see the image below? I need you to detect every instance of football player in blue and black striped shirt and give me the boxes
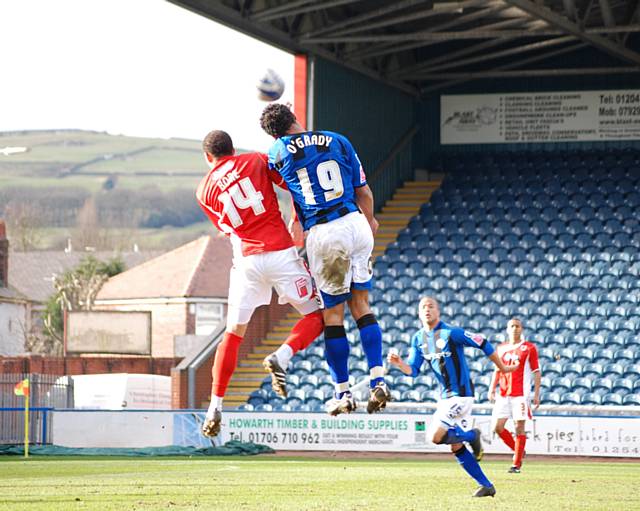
[388,296,515,498]
[260,103,390,416]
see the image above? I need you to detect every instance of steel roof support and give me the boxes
[420,41,587,94]
[414,66,640,79]
[505,0,640,65]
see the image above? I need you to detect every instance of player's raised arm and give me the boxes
[489,351,517,373]
[387,332,423,377]
[451,328,515,373]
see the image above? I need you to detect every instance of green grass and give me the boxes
[0,456,638,510]
[0,130,201,167]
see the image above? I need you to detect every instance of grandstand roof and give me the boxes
[96,235,232,301]
[169,0,640,96]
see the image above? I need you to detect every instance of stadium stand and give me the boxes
[227,149,639,410]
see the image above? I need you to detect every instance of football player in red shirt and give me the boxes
[196,130,323,437]
[488,318,541,473]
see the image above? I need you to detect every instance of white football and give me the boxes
[257,69,285,101]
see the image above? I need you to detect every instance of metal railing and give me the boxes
[0,373,73,444]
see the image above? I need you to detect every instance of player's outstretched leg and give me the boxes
[323,325,355,415]
[353,307,391,413]
[498,428,516,450]
[202,331,243,437]
[468,428,484,461]
[442,425,483,460]
[473,485,497,498]
[512,433,527,472]
[202,409,222,438]
[367,381,392,414]
[453,445,496,498]
[263,311,324,397]
[326,392,357,416]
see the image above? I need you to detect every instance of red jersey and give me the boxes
[496,341,540,397]
[196,152,294,257]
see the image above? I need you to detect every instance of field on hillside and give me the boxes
[0,130,261,249]
[0,130,202,173]
[1,455,638,510]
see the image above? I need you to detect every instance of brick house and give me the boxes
[94,235,232,357]
[0,220,30,355]
[7,240,160,354]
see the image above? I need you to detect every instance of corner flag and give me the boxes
[14,378,30,457]
[14,378,30,397]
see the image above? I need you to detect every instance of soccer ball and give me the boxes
[257,69,285,101]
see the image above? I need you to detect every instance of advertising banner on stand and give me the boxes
[441,90,640,144]
[173,412,640,458]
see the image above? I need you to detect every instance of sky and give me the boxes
[0,0,294,151]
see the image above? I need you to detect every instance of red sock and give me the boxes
[284,311,323,354]
[499,429,516,451]
[514,434,527,468]
[211,332,243,397]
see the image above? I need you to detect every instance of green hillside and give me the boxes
[0,130,204,190]
[0,130,290,251]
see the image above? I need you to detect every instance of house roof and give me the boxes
[0,285,27,303]
[9,250,162,303]
[96,235,231,301]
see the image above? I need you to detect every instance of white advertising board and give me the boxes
[441,89,640,144]
[66,311,151,354]
[51,410,640,458]
[53,410,174,448]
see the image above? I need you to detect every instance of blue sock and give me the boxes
[357,314,383,388]
[324,326,350,392]
[454,446,492,487]
[443,425,477,444]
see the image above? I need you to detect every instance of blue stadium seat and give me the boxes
[581,393,603,406]
[561,392,582,405]
[602,393,623,406]
[544,392,562,405]
[612,378,634,394]
[625,364,640,377]
[421,390,439,403]
[604,363,626,377]
[551,376,572,391]
[623,395,640,406]
[582,363,604,376]
[545,362,563,377]
[563,362,583,377]
[401,390,422,402]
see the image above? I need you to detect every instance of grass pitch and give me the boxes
[1,455,638,510]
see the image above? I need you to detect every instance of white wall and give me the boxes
[51,410,640,458]
[0,301,27,355]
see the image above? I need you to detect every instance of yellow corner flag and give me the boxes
[14,378,30,457]
[14,378,30,397]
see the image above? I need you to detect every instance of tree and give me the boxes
[73,197,111,250]
[4,200,42,251]
[39,256,125,355]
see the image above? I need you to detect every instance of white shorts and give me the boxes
[306,212,373,304]
[428,396,474,441]
[492,395,532,421]
[227,247,319,324]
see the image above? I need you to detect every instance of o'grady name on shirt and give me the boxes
[286,134,333,154]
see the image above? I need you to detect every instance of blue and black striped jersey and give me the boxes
[267,130,366,230]
[407,321,495,399]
